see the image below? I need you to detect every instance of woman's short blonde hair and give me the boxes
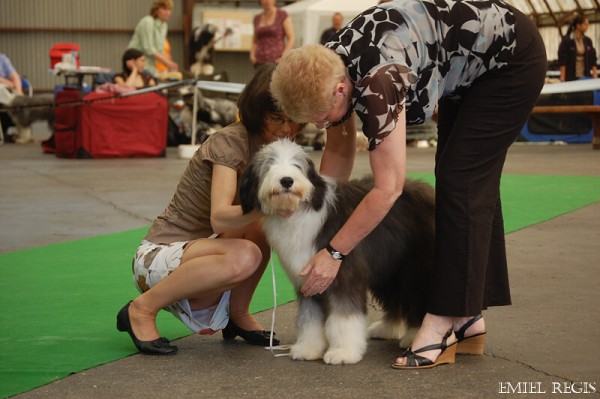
[151,0,173,17]
[271,44,347,123]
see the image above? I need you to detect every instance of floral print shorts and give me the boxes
[133,239,230,335]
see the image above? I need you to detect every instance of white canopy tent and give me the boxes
[283,0,379,46]
[283,0,599,61]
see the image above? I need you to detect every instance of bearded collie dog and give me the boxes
[3,93,55,144]
[240,139,435,365]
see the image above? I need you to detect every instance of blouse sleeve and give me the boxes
[135,16,163,56]
[198,129,248,175]
[354,63,417,151]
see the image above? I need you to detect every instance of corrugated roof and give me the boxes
[195,0,599,26]
[505,0,599,30]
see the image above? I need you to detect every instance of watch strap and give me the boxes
[325,243,345,260]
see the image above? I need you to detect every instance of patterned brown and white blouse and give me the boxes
[326,0,518,150]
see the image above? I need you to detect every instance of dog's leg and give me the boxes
[399,325,419,349]
[368,315,408,340]
[13,125,32,144]
[290,297,327,361]
[368,316,418,347]
[323,311,368,365]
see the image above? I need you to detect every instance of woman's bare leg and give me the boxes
[223,220,272,331]
[128,238,262,341]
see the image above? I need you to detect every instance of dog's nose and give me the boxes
[280,177,294,189]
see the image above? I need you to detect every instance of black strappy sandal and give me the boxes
[392,329,457,369]
[455,314,486,355]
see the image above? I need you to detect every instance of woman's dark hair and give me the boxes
[237,63,279,136]
[566,15,587,36]
[121,48,145,74]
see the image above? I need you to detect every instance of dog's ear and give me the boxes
[307,159,327,211]
[240,162,260,214]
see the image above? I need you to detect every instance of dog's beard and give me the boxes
[261,191,307,217]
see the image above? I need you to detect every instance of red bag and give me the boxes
[77,92,167,158]
[53,88,84,158]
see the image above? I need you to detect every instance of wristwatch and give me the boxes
[325,244,345,261]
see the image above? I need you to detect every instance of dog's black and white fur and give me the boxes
[240,140,435,365]
[4,94,55,143]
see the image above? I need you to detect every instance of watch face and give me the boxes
[326,245,343,260]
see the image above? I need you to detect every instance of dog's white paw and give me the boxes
[368,319,405,340]
[323,348,363,365]
[289,342,325,361]
[13,127,32,144]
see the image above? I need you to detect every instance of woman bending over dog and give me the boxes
[270,0,546,369]
[117,63,303,355]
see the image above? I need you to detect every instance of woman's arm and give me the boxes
[153,51,178,71]
[0,72,22,94]
[589,39,598,78]
[209,164,263,234]
[300,108,408,296]
[250,16,259,64]
[281,16,295,53]
[557,38,569,81]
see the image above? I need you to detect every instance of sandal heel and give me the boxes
[456,333,486,355]
[436,340,457,365]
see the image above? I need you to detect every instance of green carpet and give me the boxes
[1,173,600,398]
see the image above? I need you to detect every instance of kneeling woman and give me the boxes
[117,63,303,355]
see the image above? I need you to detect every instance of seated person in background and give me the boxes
[113,49,157,89]
[0,53,23,96]
[1,52,23,141]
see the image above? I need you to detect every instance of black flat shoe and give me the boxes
[222,319,279,346]
[116,301,178,356]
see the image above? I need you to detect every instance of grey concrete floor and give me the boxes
[1,123,600,398]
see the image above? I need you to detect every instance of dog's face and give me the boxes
[240,139,327,217]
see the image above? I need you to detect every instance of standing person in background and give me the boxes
[250,0,294,68]
[129,0,179,76]
[271,0,546,370]
[558,15,598,81]
[319,13,343,45]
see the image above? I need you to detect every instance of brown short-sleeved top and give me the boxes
[144,123,267,244]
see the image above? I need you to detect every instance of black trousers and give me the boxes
[428,9,547,316]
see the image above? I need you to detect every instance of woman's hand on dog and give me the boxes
[300,249,341,296]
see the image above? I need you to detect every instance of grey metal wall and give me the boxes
[0,0,184,91]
